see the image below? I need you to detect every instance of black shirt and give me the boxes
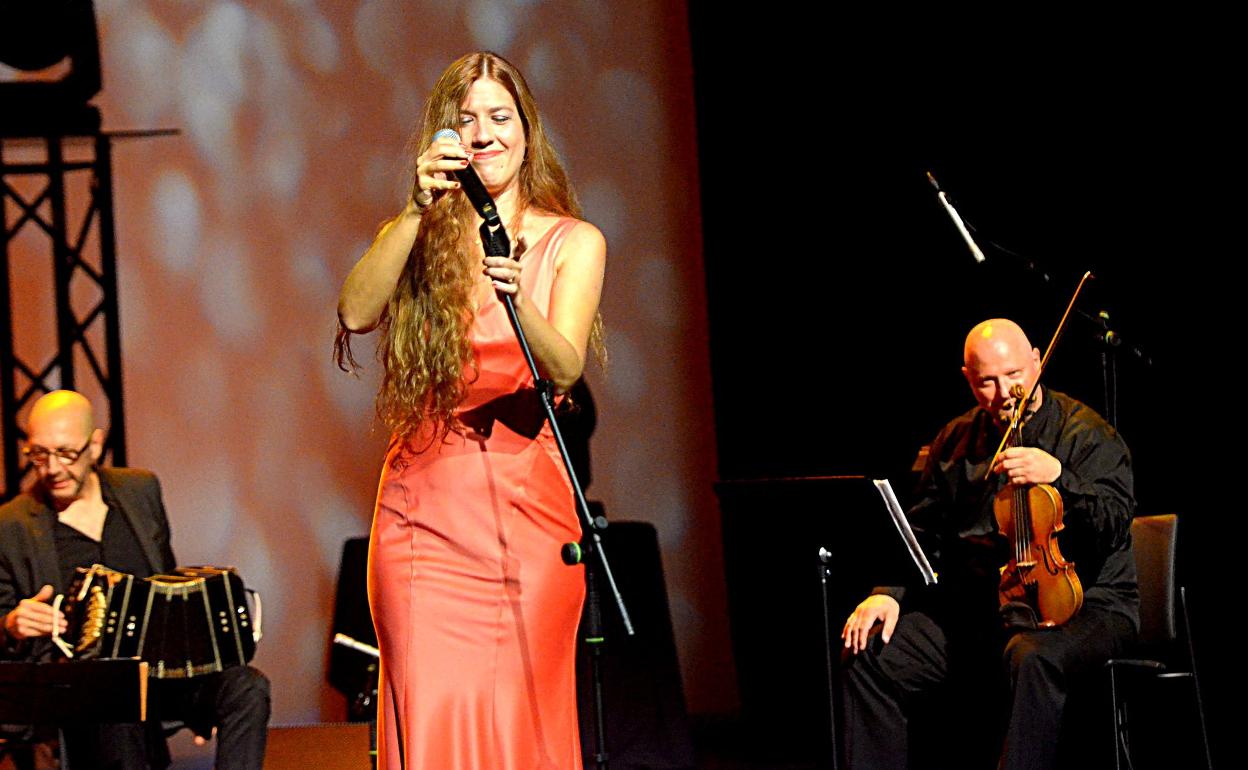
[53,478,156,589]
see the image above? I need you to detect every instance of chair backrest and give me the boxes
[1131,514,1178,647]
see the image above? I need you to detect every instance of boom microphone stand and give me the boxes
[459,149,634,770]
[926,171,1153,430]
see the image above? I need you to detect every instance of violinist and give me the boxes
[839,318,1139,770]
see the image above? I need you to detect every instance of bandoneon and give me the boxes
[57,565,258,679]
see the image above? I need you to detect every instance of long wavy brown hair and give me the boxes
[337,52,604,442]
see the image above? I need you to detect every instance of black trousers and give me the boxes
[60,665,270,770]
[840,604,1134,770]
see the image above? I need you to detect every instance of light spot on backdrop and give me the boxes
[465,0,520,52]
[163,455,241,562]
[389,77,422,137]
[608,434,689,549]
[248,18,312,202]
[257,125,307,201]
[598,330,645,406]
[544,122,569,169]
[578,178,626,254]
[102,8,178,127]
[316,101,353,142]
[180,83,238,173]
[365,152,403,207]
[353,0,413,76]
[196,236,264,343]
[523,40,558,93]
[418,58,449,98]
[554,31,591,88]
[296,460,372,565]
[323,326,381,423]
[230,530,284,661]
[593,68,660,158]
[292,632,330,721]
[251,17,302,111]
[177,347,232,434]
[181,3,251,168]
[636,257,680,329]
[290,237,336,304]
[151,170,203,276]
[576,0,612,31]
[117,263,154,354]
[249,363,307,503]
[295,10,341,74]
[222,509,274,586]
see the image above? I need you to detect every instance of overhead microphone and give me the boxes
[431,128,500,227]
[926,171,986,264]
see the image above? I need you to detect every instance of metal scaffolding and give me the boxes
[0,130,126,499]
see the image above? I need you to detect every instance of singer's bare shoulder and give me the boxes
[518,213,606,272]
[556,220,606,272]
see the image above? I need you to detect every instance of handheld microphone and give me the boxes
[431,128,500,227]
[926,171,986,264]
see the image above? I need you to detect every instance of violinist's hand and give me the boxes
[3,585,65,641]
[193,727,218,747]
[994,446,1062,486]
[841,594,900,654]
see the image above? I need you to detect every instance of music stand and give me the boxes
[0,659,148,724]
[716,475,920,766]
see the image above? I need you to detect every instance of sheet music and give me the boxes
[872,479,938,585]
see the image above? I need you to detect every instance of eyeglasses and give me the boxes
[22,436,93,467]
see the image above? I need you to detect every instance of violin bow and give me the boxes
[983,271,1096,481]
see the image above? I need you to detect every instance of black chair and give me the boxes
[1106,514,1212,770]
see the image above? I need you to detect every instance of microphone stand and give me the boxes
[477,215,634,770]
[333,634,380,770]
[1083,308,1153,431]
[925,172,1154,430]
[1096,310,1119,430]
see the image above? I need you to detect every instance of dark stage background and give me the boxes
[690,13,1234,767]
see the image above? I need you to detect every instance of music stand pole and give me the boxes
[818,548,841,770]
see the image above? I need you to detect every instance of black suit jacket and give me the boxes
[0,467,177,661]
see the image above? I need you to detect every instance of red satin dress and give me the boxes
[368,218,586,770]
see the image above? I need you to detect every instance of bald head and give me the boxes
[963,319,1033,370]
[26,390,104,507]
[961,319,1041,425]
[29,390,96,439]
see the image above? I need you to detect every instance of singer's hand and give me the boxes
[414,136,469,201]
[484,237,527,299]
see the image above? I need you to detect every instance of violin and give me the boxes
[993,385,1083,627]
[987,271,1094,628]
